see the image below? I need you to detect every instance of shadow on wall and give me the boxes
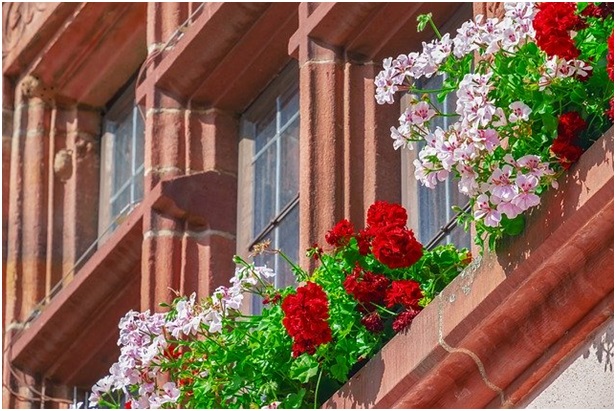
[584,321,614,373]
[327,354,385,408]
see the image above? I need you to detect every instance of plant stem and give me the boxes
[313,366,324,409]
[428,17,442,40]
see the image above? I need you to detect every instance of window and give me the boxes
[238,63,300,313]
[98,82,145,238]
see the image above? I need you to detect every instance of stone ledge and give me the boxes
[324,128,614,408]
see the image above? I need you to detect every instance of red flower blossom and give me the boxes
[281,282,332,357]
[607,30,614,81]
[124,401,132,409]
[551,138,584,169]
[392,308,421,333]
[557,111,587,141]
[361,312,384,333]
[533,2,583,59]
[263,292,281,305]
[372,226,423,269]
[607,98,614,122]
[385,279,423,309]
[325,219,355,247]
[366,201,408,233]
[551,111,586,169]
[343,265,390,310]
[581,3,613,19]
[355,229,373,256]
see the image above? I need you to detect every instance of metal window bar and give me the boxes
[424,201,471,251]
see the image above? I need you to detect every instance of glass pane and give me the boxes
[279,85,299,128]
[253,144,277,234]
[113,115,133,196]
[418,181,448,244]
[276,204,299,289]
[279,117,299,208]
[134,107,145,172]
[255,109,276,153]
[111,184,131,222]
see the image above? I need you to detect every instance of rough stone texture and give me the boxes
[526,320,614,409]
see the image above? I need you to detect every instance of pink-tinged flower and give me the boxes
[511,174,541,211]
[410,101,437,125]
[456,163,479,196]
[474,194,501,227]
[492,107,508,127]
[472,128,500,152]
[413,154,449,189]
[488,165,518,201]
[508,101,532,122]
[494,197,523,219]
[390,126,410,150]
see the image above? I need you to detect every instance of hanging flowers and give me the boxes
[375,2,614,249]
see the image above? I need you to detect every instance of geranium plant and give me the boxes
[89,202,470,409]
[376,2,614,249]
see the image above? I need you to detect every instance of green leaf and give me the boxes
[416,13,432,32]
[501,214,525,236]
[289,355,320,383]
[283,389,307,409]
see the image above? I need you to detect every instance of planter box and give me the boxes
[324,128,614,408]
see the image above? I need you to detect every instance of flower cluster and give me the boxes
[281,282,333,357]
[330,202,434,334]
[89,310,180,409]
[89,262,277,409]
[375,2,614,248]
[92,201,471,409]
[363,201,423,269]
[533,2,585,59]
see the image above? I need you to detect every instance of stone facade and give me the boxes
[2,2,613,409]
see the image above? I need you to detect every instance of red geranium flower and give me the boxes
[325,219,355,247]
[582,3,613,19]
[355,229,373,256]
[551,111,586,169]
[343,265,390,310]
[551,138,584,169]
[281,282,332,357]
[557,111,587,141]
[533,2,583,59]
[366,201,408,233]
[372,226,423,269]
[392,308,422,333]
[385,279,423,309]
[361,312,384,333]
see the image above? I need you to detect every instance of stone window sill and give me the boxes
[324,127,614,408]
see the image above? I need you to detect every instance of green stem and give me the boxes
[278,249,309,282]
[428,17,442,40]
[409,86,456,94]
[314,366,324,409]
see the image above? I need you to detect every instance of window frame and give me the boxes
[237,62,300,312]
[98,80,145,240]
